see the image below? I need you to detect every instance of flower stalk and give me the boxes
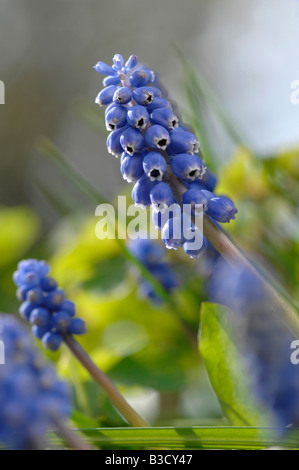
[64,334,150,428]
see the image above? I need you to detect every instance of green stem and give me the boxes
[64,334,150,428]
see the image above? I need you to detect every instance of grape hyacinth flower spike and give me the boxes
[94,54,238,258]
[13,259,86,352]
[13,259,149,428]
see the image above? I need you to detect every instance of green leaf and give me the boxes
[69,426,299,450]
[108,352,186,392]
[199,302,269,426]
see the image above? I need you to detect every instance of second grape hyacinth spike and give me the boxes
[94,54,238,258]
[13,259,86,351]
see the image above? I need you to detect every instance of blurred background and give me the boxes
[0,0,299,426]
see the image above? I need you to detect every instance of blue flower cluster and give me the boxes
[13,259,86,351]
[128,238,179,304]
[210,260,299,432]
[94,54,238,258]
[0,315,72,449]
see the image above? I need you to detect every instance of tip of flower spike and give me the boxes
[124,55,139,72]
[94,61,117,76]
[113,54,124,70]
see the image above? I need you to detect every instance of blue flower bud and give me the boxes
[183,230,208,259]
[144,86,162,98]
[169,128,200,155]
[150,107,179,130]
[26,288,44,307]
[133,87,155,105]
[132,174,157,208]
[13,269,39,289]
[124,55,139,72]
[207,197,238,223]
[113,86,132,105]
[44,289,65,311]
[120,127,145,155]
[146,97,172,113]
[162,216,186,250]
[60,300,76,317]
[145,125,170,151]
[182,188,212,215]
[143,152,167,181]
[105,105,127,130]
[107,125,129,157]
[150,182,175,212]
[201,190,216,204]
[104,102,119,116]
[126,105,149,129]
[42,332,63,352]
[201,169,217,192]
[113,54,124,70]
[40,276,58,292]
[32,325,49,339]
[95,85,117,106]
[19,301,35,321]
[68,318,86,335]
[29,308,51,327]
[120,153,144,183]
[103,75,121,87]
[94,61,117,76]
[171,154,205,182]
[51,311,71,333]
[16,286,30,302]
[130,69,154,87]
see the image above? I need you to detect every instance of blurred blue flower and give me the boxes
[128,238,179,304]
[0,315,72,449]
[209,259,299,432]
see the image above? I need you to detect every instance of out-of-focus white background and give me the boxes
[0,0,298,214]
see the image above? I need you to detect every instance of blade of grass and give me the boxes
[34,179,73,217]
[75,97,107,134]
[59,426,299,450]
[173,43,253,151]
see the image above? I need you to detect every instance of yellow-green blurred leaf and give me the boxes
[199,302,269,426]
[0,205,40,268]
